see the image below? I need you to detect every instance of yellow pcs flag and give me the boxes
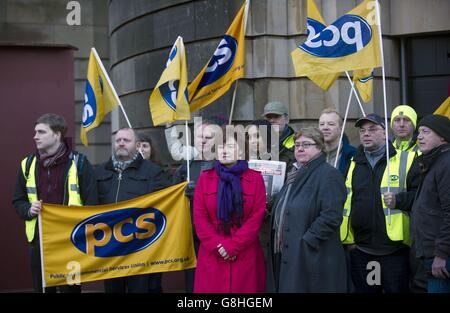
[292,0,381,76]
[81,48,118,146]
[188,1,247,112]
[304,0,340,91]
[40,182,196,287]
[149,36,190,126]
[434,96,450,119]
[353,68,374,102]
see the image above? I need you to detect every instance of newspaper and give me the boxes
[248,160,286,197]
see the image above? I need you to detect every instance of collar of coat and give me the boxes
[353,141,397,164]
[203,165,254,183]
[417,143,450,174]
[105,153,144,171]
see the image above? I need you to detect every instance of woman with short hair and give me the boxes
[267,127,348,292]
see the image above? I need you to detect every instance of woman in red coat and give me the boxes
[193,131,266,293]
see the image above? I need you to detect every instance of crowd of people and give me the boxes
[12,101,450,293]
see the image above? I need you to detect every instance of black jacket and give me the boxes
[412,144,450,259]
[95,154,171,204]
[12,151,98,221]
[348,143,420,253]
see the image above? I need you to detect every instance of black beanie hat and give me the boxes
[418,114,450,143]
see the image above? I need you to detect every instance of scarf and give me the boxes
[112,152,139,172]
[214,160,249,235]
[39,142,67,168]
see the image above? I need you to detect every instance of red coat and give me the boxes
[193,167,266,293]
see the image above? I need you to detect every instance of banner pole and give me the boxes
[38,212,46,293]
[185,121,191,182]
[375,0,391,224]
[345,71,366,117]
[334,87,353,168]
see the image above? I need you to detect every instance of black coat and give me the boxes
[347,143,420,253]
[412,144,450,259]
[95,155,171,204]
[267,154,348,292]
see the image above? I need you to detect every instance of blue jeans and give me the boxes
[423,258,450,293]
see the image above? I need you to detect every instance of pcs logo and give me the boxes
[71,208,166,257]
[301,14,372,58]
[198,35,237,89]
[159,44,188,110]
[82,81,97,128]
[159,81,188,111]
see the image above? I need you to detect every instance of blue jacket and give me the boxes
[338,135,357,176]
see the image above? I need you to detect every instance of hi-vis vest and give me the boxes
[340,150,415,246]
[282,134,295,150]
[21,155,82,242]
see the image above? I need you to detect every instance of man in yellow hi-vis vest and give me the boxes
[12,113,97,293]
[390,105,419,153]
[341,114,420,293]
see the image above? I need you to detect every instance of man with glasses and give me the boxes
[340,114,420,293]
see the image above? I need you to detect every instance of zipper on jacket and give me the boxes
[115,171,122,203]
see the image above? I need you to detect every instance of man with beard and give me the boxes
[95,127,170,293]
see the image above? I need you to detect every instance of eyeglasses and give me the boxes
[294,142,317,149]
[359,127,383,135]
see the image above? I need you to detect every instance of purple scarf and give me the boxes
[214,160,249,235]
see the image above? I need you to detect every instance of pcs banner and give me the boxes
[40,182,196,287]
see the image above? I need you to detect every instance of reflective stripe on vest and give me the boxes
[21,156,82,242]
[340,151,415,246]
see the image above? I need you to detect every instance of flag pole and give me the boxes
[334,85,353,168]
[91,48,133,128]
[345,71,366,117]
[38,212,46,293]
[375,0,391,224]
[228,81,239,125]
[185,121,191,182]
[228,0,249,125]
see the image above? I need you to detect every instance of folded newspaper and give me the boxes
[248,160,286,197]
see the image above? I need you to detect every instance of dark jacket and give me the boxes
[348,143,420,253]
[338,134,357,175]
[95,154,170,204]
[279,125,295,168]
[412,144,450,259]
[12,150,98,221]
[267,154,348,292]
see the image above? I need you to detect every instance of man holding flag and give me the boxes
[12,113,98,293]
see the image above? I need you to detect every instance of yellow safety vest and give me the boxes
[282,133,295,150]
[340,150,415,246]
[21,155,82,242]
[393,138,419,154]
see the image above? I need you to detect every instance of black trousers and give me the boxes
[350,247,410,293]
[29,239,81,293]
[104,273,162,293]
[184,236,200,293]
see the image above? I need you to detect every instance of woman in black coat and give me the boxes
[267,127,348,292]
